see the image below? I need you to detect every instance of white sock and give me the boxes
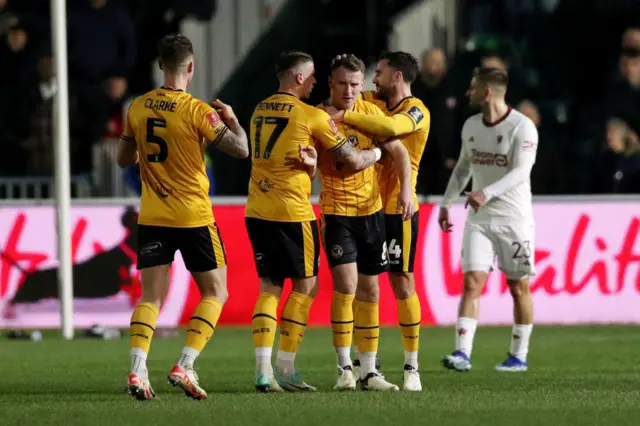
[353,345,360,362]
[510,324,533,361]
[359,352,376,378]
[336,347,352,368]
[404,351,418,370]
[276,350,296,375]
[130,348,147,377]
[177,346,200,369]
[455,317,478,357]
[255,347,272,374]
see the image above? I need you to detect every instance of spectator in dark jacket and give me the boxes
[412,48,459,194]
[596,118,640,193]
[604,28,640,137]
[68,0,136,84]
[0,21,39,86]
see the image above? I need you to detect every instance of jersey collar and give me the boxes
[160,86,184,92]
[275,91,299,99]
[387,96,414,112]
[482,106,512,127]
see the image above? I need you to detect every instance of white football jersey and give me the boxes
[442,108,538,224]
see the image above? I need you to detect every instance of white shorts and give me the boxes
[461,221,536,279]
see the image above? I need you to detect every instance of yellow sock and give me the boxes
[278,291,313,354]
[353,299,379,354]
[398,293,421,353]
[331,291,354,346]
[252,292,279,354]
[184,297,223,352]
[130,302,159,354]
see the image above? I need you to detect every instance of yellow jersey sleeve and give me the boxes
[361,101,393,146]
[192,101,228,145]
[343,106,415,138]
[363,101,386,117]
[308,108,348,151]
[397,100,431,132]
[120,104,135,143]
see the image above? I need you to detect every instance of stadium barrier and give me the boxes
[1,196,639,329]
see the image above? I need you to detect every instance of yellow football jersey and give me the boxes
[245,92,348,222]
[358,91,430,215]
[121,87,227,228]
[316,98,383,216]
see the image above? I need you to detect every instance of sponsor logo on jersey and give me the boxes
[206,111,222,128]
[470,149,508,167]
[407,106,424,124]
[522,140,537,151]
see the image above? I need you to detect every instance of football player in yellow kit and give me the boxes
[325,51,430,391]
[316,54,413,391]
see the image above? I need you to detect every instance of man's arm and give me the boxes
[343,110,415,138]
[331,141,381,172]
[441,140,472,208]
[200,100,249,159]
[299,144,318,179]
[481,120,538,200]
[210,118,249,159]
[343,103,430,139]
[381,138,411,193]
[116,106,138,168]
[310,108,381,171]
[381,138,415,219]
[116,137,138,168]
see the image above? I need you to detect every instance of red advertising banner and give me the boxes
[1,201,639,328]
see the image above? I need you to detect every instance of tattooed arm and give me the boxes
[208,99,249,159]
[210,119,249,159]
[330,140,381,172]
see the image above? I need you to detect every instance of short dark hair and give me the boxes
[473,67,509,88]
[157,34,194,73]
[275,51,313,80]
[330,54,365,75]
[380,51,419,83]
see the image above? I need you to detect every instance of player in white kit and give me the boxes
[439,67,538,372]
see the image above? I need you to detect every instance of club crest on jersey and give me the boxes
[258,178,274,193]
[347,135,359,147]
[328,119,339,135]
[206,111,221,128]
[497,135,503,144]
[407,106,424,124]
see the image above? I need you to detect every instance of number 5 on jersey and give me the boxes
[253,116,289,159]
[146,117,168,163]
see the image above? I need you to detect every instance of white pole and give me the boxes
[51,0,74,340]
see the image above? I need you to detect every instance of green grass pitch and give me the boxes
[1,326,638,426]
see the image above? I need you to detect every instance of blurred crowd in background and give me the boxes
[1,0,640,196]
[0,0,216,185]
